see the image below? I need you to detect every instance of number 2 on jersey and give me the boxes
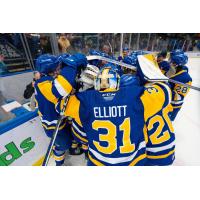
[148,106,174,145]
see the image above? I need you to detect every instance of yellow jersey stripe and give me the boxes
[143,125,149,144]
[38,81,58,104]
[170,70,187,78]
[172,105,182,108]
[129,154,146,166]
[147,149,175,159]
[88,153,104,166]
[72,127,88,143]
[53,154,65,161]
[42,122,66,130]
[82,144,88,150]
[88,153,146,166]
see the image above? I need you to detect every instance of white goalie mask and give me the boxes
[78,64,100,91]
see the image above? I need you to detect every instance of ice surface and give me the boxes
[173,58,200,165]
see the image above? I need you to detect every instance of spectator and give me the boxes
[40,35,52,54]
[102,44,112,55]
[58,33,71,53]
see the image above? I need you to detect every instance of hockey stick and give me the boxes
[42,96,70,166]
[137,55,200,92]
[87,55,200,92]
[87,55,137,71]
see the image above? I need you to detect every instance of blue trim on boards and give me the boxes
[0,110,38,135]
[0,69,33,78]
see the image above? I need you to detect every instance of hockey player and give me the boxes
[56,54,175,166]
[168,50,192,121]
[35,53,87,165]
[118,47,130,61]
[120,53,141,87]
[157,50,170,75]
[122,53,175,165]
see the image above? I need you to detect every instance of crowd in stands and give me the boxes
[0,33,200,75]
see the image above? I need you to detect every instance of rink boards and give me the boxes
[0,111,49,166]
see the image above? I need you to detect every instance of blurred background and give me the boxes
[1,33,200,75]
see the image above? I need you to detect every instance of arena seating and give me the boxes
[0,37,30,73]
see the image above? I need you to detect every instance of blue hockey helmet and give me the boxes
[170,50,188,66]
[123,54,138,66]
[94,67,120,91]
[131,50,148,56]
[88,49,102,66]
[123,47,129,52]
[89,49,102,56]
[57,53,70,62]
[101,52,110,58]
[122,47,129,57]
[35,54,60,75]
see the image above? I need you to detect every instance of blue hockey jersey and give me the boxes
[65,85,147,166]
[35,65,77,134]
[169,66,192,121]
[141,82,175,165]
[64,81,175,166]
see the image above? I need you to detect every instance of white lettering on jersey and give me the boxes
[93,105,127,118]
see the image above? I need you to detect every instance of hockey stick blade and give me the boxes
[138,55,200,92]
[138,55,168,82]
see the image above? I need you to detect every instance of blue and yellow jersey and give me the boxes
[34,76,67,137]
[65,85,147,166]
[118,67,175,165]
[52,66,77,99]
[35,64,79,134]
[35,65,77,133]
[169,66,192,121]
[141,82,175,165]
